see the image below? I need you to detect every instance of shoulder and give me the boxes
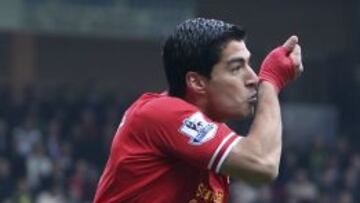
[136,93,198,122]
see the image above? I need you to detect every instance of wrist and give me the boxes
[259,80,280,95]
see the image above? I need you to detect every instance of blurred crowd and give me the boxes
[0,86,129,203]
[0,86,359,203]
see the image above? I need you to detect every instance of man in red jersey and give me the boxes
[94,18,303,203]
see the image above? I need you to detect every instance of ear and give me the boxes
[185,71,208,95]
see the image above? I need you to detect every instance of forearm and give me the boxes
[247,81,282,174]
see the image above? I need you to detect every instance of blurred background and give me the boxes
[0,0,359,202]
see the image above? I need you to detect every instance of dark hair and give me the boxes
[162,18,246,98]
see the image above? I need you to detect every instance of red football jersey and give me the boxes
[93,93,242,203]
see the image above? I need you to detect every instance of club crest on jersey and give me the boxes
[179,112,218,145]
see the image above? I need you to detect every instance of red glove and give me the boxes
[258,46,296,93]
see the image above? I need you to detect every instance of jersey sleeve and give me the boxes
[138,98,243,173]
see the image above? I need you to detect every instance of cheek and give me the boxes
[207,79,252,119]
[208,79,245,106]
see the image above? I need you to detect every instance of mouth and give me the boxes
[248,93,258,104]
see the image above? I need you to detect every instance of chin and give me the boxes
[234,106,254,120]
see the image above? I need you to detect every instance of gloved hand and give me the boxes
[259,35,303,93]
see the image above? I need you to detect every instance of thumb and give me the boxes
[282,35,298,53]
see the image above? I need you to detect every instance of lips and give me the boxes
[248,93,258,104]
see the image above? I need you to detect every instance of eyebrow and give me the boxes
[226,54,251,65]
[226,58,245,65]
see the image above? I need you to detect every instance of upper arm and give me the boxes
[219,136,278,184]
[137,98,275,178]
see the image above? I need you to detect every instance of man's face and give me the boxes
[205,40,259,121]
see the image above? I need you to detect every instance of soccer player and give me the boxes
[93,18,303,203]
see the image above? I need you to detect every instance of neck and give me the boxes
[184,93,224,122]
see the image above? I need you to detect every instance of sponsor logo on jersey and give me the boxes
[179,112,218,145]
[189,183,224,203]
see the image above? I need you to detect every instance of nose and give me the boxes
[245,66,259,87]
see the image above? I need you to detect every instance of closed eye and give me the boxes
[230,64,242,72]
